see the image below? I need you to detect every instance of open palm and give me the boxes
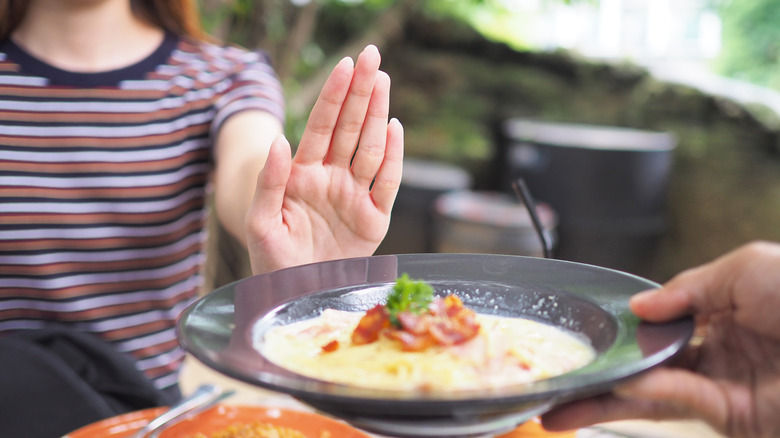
[244,45,403,274]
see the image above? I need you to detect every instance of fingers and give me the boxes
[294,56,355,164]
[370,117,404,215]
[542,394,686,431]
[630,241,780,325]
[326,44,382,168]
[350,70,391,187]
[613,368,728,428]
[542,368,728,432]
[295,45,382,166]
[542,393,642,431]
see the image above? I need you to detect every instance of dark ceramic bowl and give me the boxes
[177,254,693,438]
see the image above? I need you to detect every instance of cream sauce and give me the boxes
[259,309,595,391]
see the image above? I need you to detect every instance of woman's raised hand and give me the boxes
[245,45,403,274]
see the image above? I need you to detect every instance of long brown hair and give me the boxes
[0,0,208,41]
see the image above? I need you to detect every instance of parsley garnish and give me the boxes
[386,273,434,328]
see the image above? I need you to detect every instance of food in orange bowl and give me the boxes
[161,405,370,438]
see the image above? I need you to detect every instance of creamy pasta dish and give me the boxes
[259,276,595,392]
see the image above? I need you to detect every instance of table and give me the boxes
[179,356,727,438]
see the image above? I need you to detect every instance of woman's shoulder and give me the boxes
[173,37,276,73]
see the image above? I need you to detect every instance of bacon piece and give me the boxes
[396,311,431,334]
[351,295,481,351]
[351,304,391,345]
[437,294,467,317]
[428,297,447,315]
[428,294,481,345]
[385,329,436,351]
[321,340,339,353]
[429,320,473,345]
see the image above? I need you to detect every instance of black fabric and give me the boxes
[0,327,177,438]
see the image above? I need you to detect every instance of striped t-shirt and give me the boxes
[0,33,285,390]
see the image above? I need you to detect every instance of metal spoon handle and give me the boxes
[132,384,230,438]
[147,389,235,438]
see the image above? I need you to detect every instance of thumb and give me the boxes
[629,253,733,322]
[248,134,291,225]
[629,242,780,325]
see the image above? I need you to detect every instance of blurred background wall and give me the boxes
[200,0,780,289]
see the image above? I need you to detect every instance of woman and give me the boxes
[0,0,402,434]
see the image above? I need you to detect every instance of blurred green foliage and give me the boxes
[198,0,586,63]
[715,0,780,91]
[197,0,587,143]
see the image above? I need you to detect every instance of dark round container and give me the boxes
[498,119,676,277]
[432,190,557,257]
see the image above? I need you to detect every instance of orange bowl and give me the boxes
[63,404,576,438]
[63,404,371,438]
